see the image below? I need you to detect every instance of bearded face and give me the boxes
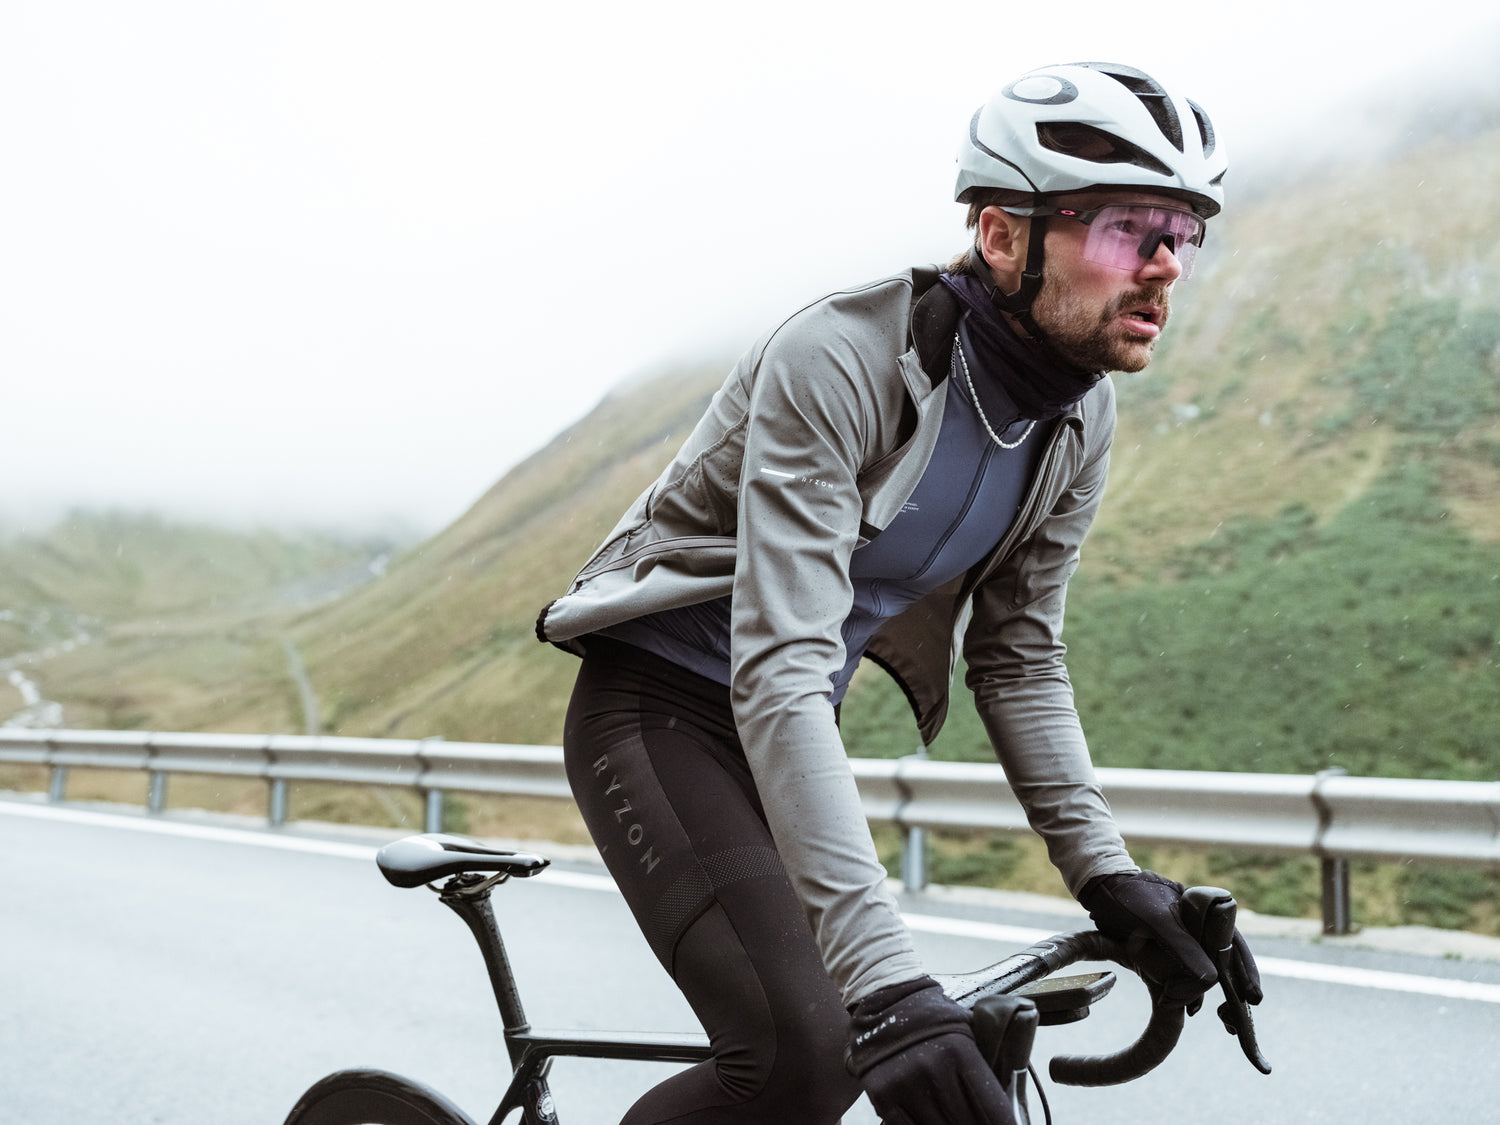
[1030,275,1173,374]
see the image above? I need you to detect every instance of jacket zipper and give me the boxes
[960,422,1072,601]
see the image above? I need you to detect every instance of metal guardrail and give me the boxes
[2,729,1496,935]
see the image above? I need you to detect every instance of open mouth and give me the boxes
[1119,304,1166,337]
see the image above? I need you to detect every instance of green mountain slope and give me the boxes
[0,512,393,731]
[1101,129,1500,559]
[278,366,724,743]
[274,126,1500,772]
[844,131,1500,778]
[11,117,1498,933]
[18,127,1500,780]
[0,511,388,639]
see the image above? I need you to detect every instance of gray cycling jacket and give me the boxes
[537,268,1137,1003]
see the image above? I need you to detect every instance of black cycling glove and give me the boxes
[846,975,1016,1125]
[1080,870,1264,1007]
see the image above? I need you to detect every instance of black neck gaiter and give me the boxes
[939,270,1104,420]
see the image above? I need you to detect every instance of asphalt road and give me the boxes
[3,796,1497,1124]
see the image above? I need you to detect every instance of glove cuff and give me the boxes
[846,976,973,1077]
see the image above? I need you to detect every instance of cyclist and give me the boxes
[538,61,1263,1125]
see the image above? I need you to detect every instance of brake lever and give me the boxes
[972,994,1039,1123]
[1180,887,1272,1076]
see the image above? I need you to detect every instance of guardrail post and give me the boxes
[48,764,67,803]
[898,748,928,892]
[147,771,167,814]
[1321,856,1352,936]
[1313,768,1353,935]
[903,825,928,891]
[268,779,288,827]
[424,788,444,834]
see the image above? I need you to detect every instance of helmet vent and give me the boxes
[1188,99,1217,158]
[1035,121,1174,178]
[1076,62,1185,153]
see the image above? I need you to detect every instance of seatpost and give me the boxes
[438,877,533,1059]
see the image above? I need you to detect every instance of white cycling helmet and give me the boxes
[955,61,1226,218]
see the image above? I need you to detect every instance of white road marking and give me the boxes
[899,910,1500,1004]
[1252,955,1500,1004]
[901,911,1055,946]
[7,799,1499,1005]
[0,799,380,860]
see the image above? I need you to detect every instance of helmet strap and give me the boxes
[976,215,1049,340]
[972,215,1103,379]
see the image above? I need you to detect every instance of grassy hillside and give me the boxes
[0,511,395,731]
[277,365,724,744]
[21,127,1500,760]
[0,509,390,623]
[842,130,1500,781]
[284,128,1500,763]
[8,122,1499,932]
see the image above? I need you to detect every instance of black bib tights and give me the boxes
[563,638,862,1125]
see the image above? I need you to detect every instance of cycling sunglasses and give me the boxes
[1027,203,1206,278]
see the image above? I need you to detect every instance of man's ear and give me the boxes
[976,207,1031,297]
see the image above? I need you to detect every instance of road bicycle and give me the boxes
[282,833,1269,1125]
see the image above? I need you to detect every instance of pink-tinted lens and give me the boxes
[1079,205,1204,278]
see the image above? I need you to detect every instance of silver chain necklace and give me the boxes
[954,333,1036,450]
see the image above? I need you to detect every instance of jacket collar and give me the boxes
[909,267,961,389]
[908,266,1093,427]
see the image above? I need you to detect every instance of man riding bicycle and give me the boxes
[538,61,1263,1125]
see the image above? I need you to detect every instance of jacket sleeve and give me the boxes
[962,407,1139,898]
[727,334,925,1006]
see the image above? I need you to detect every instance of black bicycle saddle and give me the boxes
[377,833,551,888]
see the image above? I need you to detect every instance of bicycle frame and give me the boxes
[435,870,1089,1125]
[284,834,1266,1125]
[437,874,712,1125]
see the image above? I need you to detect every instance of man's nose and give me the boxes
[1138,232,1184,282]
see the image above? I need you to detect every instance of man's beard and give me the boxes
[1031,280,1173,374]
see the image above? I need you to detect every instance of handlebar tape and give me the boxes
[1048,997,1186,1086]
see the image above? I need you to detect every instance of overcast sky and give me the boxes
[3,0,1497,537]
